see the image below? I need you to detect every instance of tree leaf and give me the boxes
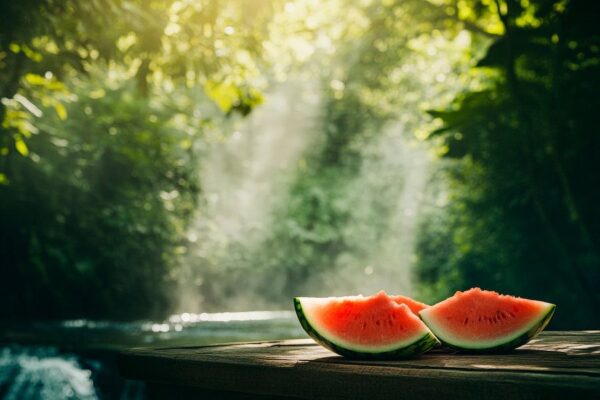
[54,102,68,120]
[204,81,239,113]
[15,138,29,156]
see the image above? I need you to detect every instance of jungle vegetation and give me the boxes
[1,0,598,328]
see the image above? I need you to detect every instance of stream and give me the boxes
[0,311,304,399]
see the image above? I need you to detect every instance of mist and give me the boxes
[176,81,437,312]
[177,76,324,312]
[172,22,471,314]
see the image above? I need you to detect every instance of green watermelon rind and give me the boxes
[293,297,439,359]
[420,303,555,353]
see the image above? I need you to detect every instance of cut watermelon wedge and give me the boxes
[390,295,429,315]
[294,291,438,359]
[419,288,555,352]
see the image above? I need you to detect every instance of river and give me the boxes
[0,311,305,399]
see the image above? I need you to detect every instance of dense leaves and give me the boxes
[416,0,600,328]
[0,0,271,318]
[1,0,598,328]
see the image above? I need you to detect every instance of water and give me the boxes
[0,347,99,399]
[0,311,305,399]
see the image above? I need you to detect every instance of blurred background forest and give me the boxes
[1,0,599,330]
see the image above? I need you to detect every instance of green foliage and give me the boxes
[227,0,477,304]
[0,0,272,318]
[416,0,600,328]
[0,77,210,318]
[0,0,269,166]
[2,0,598,328]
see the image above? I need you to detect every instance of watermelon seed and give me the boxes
[363,322,367,329]
[463,317,469,325]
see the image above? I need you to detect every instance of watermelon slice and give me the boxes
[419,288,555,352]
[294,291,438,359]
[390,295,429,315]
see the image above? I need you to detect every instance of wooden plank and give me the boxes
[119,331,600,399]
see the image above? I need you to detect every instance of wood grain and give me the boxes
[118,331,600,399]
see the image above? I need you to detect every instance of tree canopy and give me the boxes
[1,0,598,328]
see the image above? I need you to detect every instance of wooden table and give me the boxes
[118,331,600,399]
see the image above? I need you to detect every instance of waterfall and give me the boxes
[0,346,97,400]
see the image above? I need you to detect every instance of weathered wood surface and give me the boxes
[119,331,600,399]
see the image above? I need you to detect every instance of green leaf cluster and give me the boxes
[415,0,600,328]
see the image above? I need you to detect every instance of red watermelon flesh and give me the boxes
[419,288,555,351]
[390,295,429,314]
[294,291,437,357]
